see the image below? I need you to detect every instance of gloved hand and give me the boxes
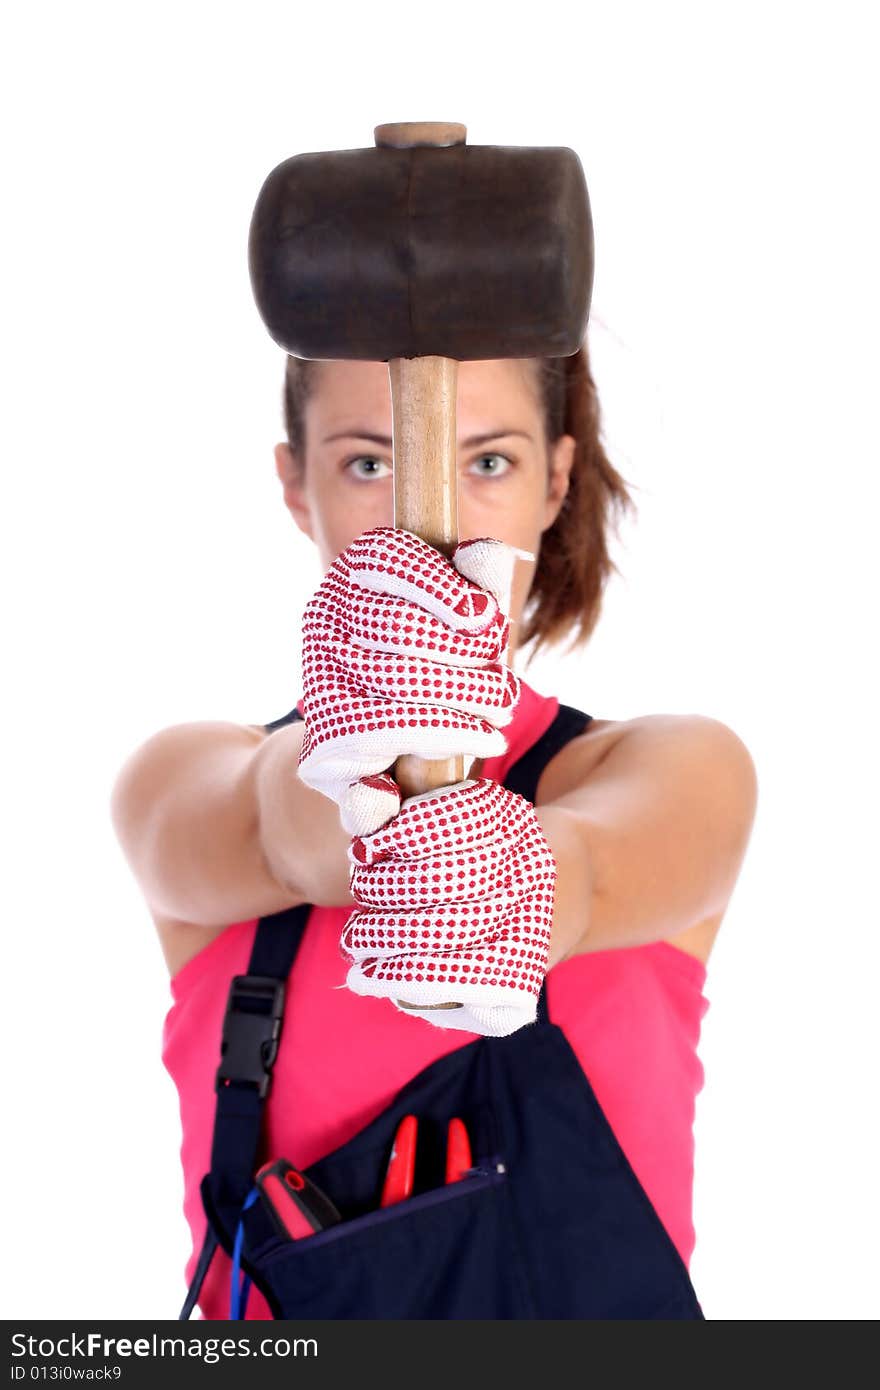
[296,526,531,837]
[341,777,558,1037]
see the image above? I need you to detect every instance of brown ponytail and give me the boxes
[282,340,637,667]
[520,345,637,664]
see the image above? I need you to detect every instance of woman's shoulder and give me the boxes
[539,708,754,795]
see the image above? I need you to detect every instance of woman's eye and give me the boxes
[346,455,391,480]
[471,453,512,478]
[346,453,511,480]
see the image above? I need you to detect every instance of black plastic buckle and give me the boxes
[215,974,286,1099]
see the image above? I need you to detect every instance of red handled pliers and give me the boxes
[379,1114,473,1207]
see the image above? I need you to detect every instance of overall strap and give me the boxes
[181,901,311,1319]
[208,902,313,1210]
[200,699,309,1264]
[502,702,592,803]
[264,706,303,733]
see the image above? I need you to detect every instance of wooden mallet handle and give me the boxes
[375,122,468,1011]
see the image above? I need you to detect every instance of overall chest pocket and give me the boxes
[244,1163,533,1319]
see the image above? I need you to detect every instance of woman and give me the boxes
[110,346,758,1319]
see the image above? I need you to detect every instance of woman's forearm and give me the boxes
[534,803,594,969]
[110,722,281,926]
[252,723,354,908]
[111,720,353,928]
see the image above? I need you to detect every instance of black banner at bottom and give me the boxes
[3,1319,708,1385]
[3,1318,852,1386]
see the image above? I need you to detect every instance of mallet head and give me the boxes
[248,134,593,362]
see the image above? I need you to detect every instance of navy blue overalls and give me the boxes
[178,702,705,1320]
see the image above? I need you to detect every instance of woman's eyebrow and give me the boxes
[321,428,533,447]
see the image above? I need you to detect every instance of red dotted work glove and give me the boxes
[341,777,558,1037]
[296,526,531,837]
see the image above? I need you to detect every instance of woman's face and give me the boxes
[274,357,575,646]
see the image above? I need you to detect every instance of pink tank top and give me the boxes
[161,680,710,1320]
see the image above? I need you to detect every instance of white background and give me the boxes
[3,0,877,1321]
